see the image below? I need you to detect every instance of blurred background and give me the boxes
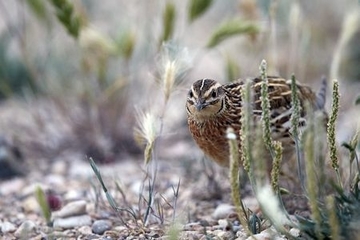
[0,0,359,177]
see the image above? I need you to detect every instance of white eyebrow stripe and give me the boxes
[191,85,198,98]
[199,78,207,91]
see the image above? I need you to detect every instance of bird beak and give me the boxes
[195,99,206,111]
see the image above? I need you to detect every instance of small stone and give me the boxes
[212,229,222,236]
[45,174,65,186]
[113,225,127,232]
[104,230,121,239]
[232,225,241,232]
[14,220,36,238]
[69,160,93,177]
[246,228,283,240]
[236,229,247,239]
[86,202,96,215]
[92,220,112,235]
[289,228,300,237]
[0,178,25,195]
[78,225,92,235]
[53,215,92,229]
[52,200,87,218]
[22,196,39,213]
[0,221,16,233]
[218,219,229,229]
[21,183,48,198]
[212,204,235,220]
[51,160,68,175]
[215,230,233,239]
[64,189,84,201]
[246,231,270,240]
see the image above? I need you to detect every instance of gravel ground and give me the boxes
[1,97,358,239]
[0,149,304,240]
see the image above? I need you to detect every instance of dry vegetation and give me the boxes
[0,0,359,239]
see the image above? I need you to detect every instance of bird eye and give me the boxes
[211,90,217,98]
[188,90,194,98]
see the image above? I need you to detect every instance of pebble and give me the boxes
[0,178,25,195]
[64,189,84,201]
[236,229,248,239]
[45,174,65,187]
[289,228,300,237]
[69,160,93,177]
[104,230,121,239]
[22,196,39,213]
[218,219,230,230]
[52,200,87,218]
[53,215,92,229]
[0,221,16,233]
[21,183,48,197]
[51,160,68,175]
[214,230,233,239]
[92,219,112,235]
[14,220,36,237]
[78,225,93,235]
[246,228,285,240]
[212,204,235,219]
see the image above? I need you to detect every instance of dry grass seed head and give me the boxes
[158,43,193,103]
[134,111,158,164]
[327,79,340,171]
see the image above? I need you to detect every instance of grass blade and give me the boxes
[188,0,213,22]
[206,19,259,48]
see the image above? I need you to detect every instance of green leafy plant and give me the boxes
[35,186,52,226]
[227,127,251,234]
[237,60,360,239]
[160,2,176,44]
[207,19,259,48]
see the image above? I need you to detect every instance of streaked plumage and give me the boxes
[186,76,327,167]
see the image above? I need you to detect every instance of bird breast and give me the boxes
[188,115,238,167]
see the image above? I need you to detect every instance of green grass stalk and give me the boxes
[240,79,253,174]
[259,59,274,156]
[304,110,323,240]
[271,141,283,192]
[290,74,305,190]
[326,196,340,240]
[227,127,250,234]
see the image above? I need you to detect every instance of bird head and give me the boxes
[186,79,226,120]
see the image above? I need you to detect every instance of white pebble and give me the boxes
[0,221,16,233]
[212,204,235,220]
[53,215,92,229]
[52,200,87,218]
[218,219,229,229]
[289,228,300,237]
